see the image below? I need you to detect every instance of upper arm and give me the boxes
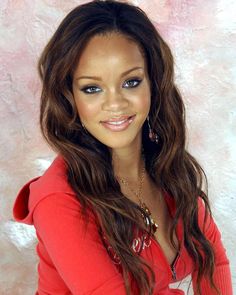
[192,198,232,294]
[33,193,126,295]
[197,199,229,266]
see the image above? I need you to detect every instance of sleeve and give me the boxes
[192,199,233,295]
[33,193,126,295]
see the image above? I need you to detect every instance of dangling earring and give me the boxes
[147,116,159,144]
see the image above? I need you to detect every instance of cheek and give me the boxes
[136,87,151,112]
[75,99,99,121]
[142,92,151,109]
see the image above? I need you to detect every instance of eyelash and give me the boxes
[80,78,142,94]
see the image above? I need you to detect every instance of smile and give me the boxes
[100,115,136,131]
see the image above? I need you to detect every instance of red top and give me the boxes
[13,156,232,294]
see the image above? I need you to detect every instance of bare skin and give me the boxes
[73,32,179,265]
[119,168,179,265]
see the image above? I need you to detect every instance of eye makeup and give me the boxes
[79,77,143,95]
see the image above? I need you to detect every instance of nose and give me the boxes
[102,89,129,112]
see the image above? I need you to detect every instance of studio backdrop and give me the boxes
[0,0,235,294]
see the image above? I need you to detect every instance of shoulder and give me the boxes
[13,155,77,224]
[29,155,75,198]
[196,197,223,245]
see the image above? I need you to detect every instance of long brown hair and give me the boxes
[38,1,218,294]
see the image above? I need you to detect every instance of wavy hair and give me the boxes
[38,1,218,294]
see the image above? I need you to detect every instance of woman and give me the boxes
[13,0,232,294]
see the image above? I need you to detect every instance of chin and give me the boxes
[97,134,141,150]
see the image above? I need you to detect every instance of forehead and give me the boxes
[75,33,146,74]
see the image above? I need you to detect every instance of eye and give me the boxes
[123,78,142,88]
[80,85,102,94]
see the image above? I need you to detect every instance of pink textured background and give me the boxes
[1,0,235,294]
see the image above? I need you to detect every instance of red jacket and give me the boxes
[13,156,232,294]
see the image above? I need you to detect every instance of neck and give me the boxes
[112,145,144,181]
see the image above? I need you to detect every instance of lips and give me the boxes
[100,115,136,131]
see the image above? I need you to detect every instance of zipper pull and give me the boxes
[170,252,180,281]
[171,265,177,280]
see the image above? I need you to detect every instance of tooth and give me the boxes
[108,119,127,125]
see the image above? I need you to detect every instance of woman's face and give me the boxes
[72,33,151,150]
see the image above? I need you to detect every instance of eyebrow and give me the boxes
[76,66,144,81]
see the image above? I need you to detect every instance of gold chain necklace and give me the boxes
[118,164,158,234]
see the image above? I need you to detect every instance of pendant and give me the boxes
[140,202,158,234]
[151,220,159,233]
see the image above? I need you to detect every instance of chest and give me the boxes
[107,183,195,287]
[133,183,180,266]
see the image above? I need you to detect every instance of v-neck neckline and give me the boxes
[149,190,184,281]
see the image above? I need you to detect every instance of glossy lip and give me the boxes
[100,115,136,132]
[101,115,134,123]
